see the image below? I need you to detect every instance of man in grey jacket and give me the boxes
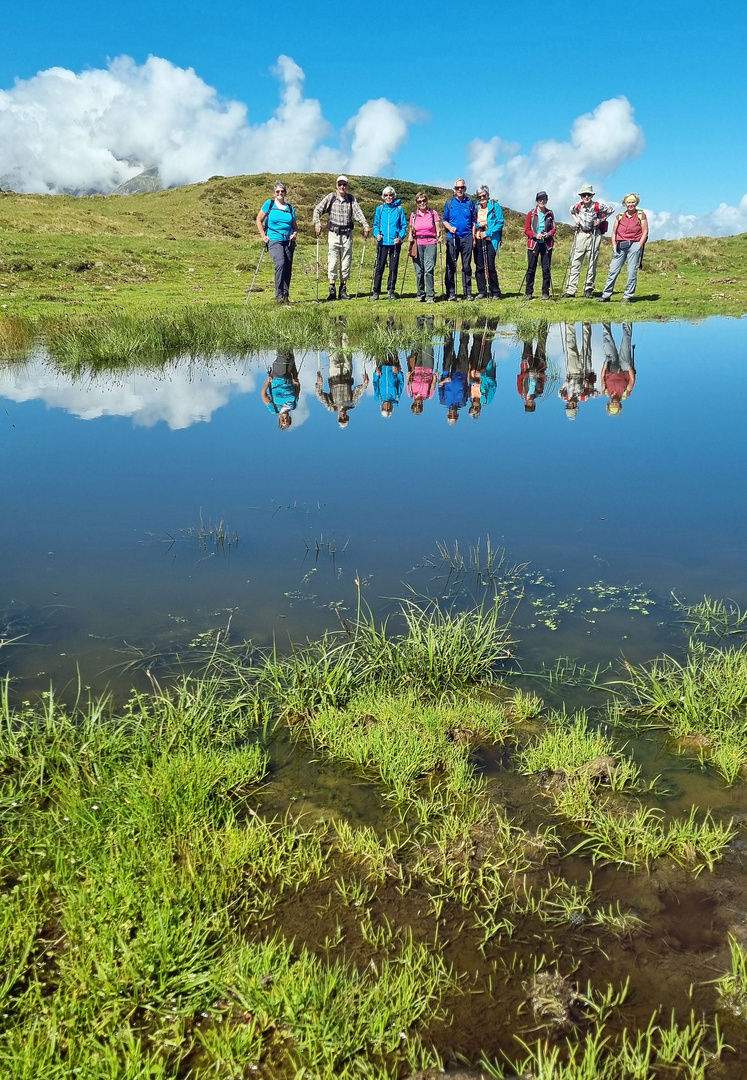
[563,183,614,298]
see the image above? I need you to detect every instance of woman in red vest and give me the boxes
[599,193,649,303]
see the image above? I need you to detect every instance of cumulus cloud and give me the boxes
[644,195,747,240]
[466,97,646,217]
[0,55,415,195]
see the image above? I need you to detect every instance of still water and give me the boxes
[1,316,745,693]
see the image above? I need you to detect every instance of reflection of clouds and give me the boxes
[0,351,319,431]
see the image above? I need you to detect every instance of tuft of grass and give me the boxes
[616,638,747,783]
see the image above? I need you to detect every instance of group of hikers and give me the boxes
[262,320,636,430]
[255,178,649,305]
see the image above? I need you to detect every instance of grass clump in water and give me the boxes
[617,638,747,783]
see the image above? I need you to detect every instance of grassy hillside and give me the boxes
[1,172,746,352]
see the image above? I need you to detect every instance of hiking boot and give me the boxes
[476,293,487,301]
[562,292,575,299]
[417,295,426,302]
[464,294,473,302]
[387,291,396,301]
[426,298,435,304]
[583,290,594,298]
[597,297,611,303]
[447,294,457,302]
[621,296,633,303]
[327,283,337,301]
[541,294,551,301]
[338,282,349,300]
[491,292,503,300]
[371,292,380,301]
[523,294,534,301]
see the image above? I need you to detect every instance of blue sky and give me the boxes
[2,0,746,235]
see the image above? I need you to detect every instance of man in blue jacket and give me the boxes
[372,186,407,300]
[443,179,476,301]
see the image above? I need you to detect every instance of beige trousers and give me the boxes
[327,231,353,283]
[566,230,602,295]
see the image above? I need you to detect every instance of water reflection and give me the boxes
[517,323,549,412]
[406,316,437,415]
[373,352,404,417]
[314,331,368,427]
[601,323,636,416]
[561,321,598,418]
[262,349,300,430]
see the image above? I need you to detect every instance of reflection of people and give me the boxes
[564,184,614,298]
[262,349,300,430]
[313,177,370,302]
[256,182,298,303]
[373,353,404,417]
[559,322,598,419]
[406,316,438,414]
[602,323,636,414]
[443,179,476,301]
[315,338,369,426]
[599,193,649,304]
[468,324,496,419]
[409,193,442,303]
[524,191,555,301]
[438,326,470,423]
[372,186,407,300]
[517,323,548,412]
[473,186,504,300]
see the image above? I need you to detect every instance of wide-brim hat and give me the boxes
[578,183,595,196]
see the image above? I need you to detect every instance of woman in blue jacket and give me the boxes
[372,186,407,300]
[256,181,298,302]
[472,186,504,300]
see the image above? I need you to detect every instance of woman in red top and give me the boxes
[599,193,649,303]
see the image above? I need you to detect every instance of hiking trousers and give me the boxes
[525,243,552,297]
[373,242,401,295]
[445,234,473,298]
[601,241,642,300]
[566,230,602,296]
[474,238,500,297]
[327,231,353,283]
[414,244,438,300]
[269,241,294,299]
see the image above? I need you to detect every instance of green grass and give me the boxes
[1,171,746,363]
[616,639,747,783]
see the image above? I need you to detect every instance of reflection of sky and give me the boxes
[1,319,746,693]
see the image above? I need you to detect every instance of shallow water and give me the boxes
[2,316,745,695]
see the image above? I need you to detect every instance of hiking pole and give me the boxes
[315,235,320,302]
[438,240,444,301]
[399,247,410,299]
[244,243,268,305]
[355,238,367,299]
[481,236,490,299]
[561,230,578,296]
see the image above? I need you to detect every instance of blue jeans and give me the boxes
[602,240,641,300]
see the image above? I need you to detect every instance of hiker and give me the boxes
[601,323,636,413]
[255,181,298,303]
[517,323,548,412]
[372,186,407,300]
[261,349,301,430]
[472,186,504,300]
[408,193,442,303]
[564,184,614,298]
[313,176,370,301]
[373,352,405,417]
[406,316,438,413]
[559,322,598,419]
[443,179,476,301]
[315,336,369,426]
[523,191,556,300]
[599,194,649,303]
[438,326,470,422]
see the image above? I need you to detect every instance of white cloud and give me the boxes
[644,194,747,240]
[466,97,645,216]
[0,55,415,195]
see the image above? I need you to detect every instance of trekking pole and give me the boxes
[481,236,490,299]
[399,247,410,299]
[438,240,444,300]
[367,243,378,301]
[244,243,268,305]
[355,238,367,299]
[560,230,577,296]
[315,235,320,302]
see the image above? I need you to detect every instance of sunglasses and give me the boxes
[337,182,348,187]
[455,186,466,191]
[416,198,427,204]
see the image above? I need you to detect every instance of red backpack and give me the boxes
[576,201,608,233]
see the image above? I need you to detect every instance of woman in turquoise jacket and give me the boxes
[372,186,407,299]
[472,186,504,300]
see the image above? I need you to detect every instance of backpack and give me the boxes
[575,201,608,233]
[263,198,295,235]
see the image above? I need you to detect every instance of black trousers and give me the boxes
[474,238,500,297]
[525,243,552,297]
[445,234,473,298]
[373,243,401,295]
